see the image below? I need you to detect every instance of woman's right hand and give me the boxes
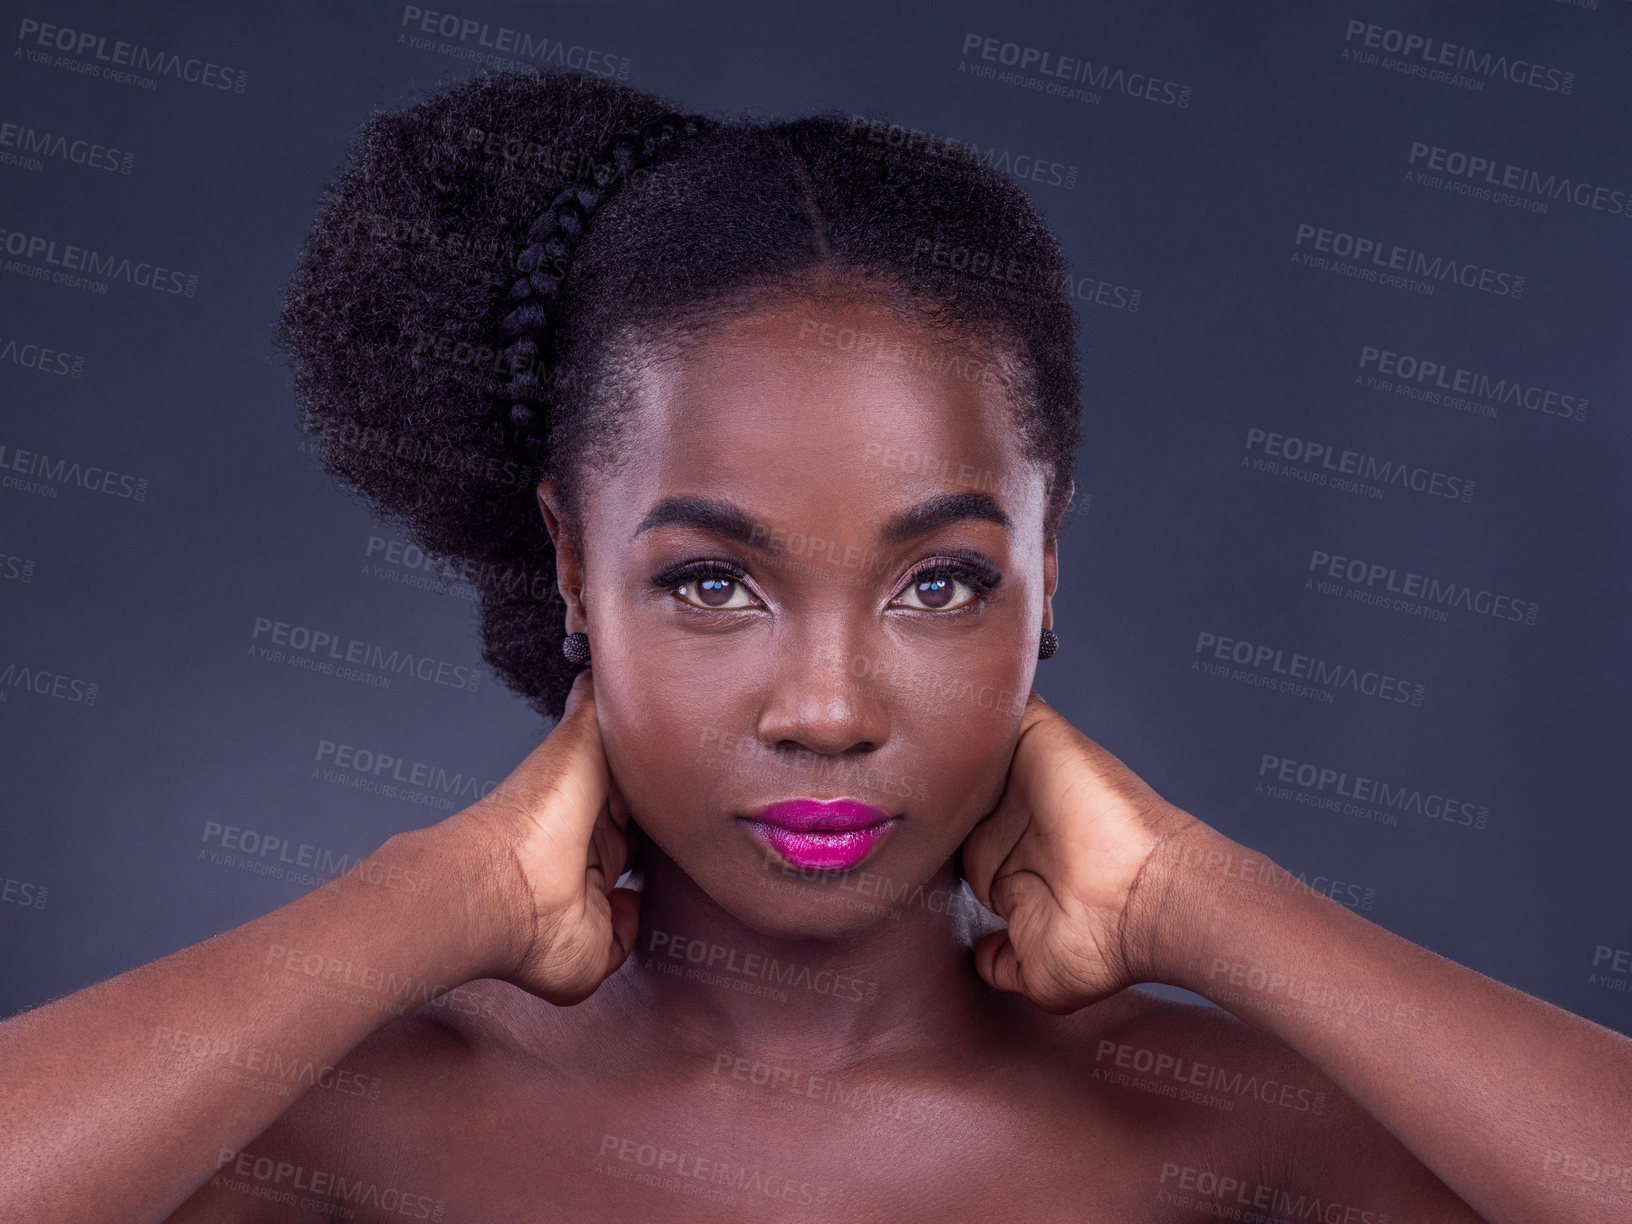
[0,666,636,1224]
[441,667,641,1005]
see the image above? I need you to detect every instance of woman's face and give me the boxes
[542,293,1060,940]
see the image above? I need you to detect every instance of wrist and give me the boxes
[367,817,526,984]
[1116,810,1231,989]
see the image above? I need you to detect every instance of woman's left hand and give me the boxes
[958,688,1201,1013]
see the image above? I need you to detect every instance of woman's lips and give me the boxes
[742,798,898,872]
[749,824,897,872]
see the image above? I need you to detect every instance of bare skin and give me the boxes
[2,294,1628,1224]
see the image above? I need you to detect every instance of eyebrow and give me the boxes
[630,491,1012,550]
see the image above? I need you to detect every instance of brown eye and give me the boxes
[675,571,760,611]
[892,568,980,613]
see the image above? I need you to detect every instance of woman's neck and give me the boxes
[602,845,1004,1075]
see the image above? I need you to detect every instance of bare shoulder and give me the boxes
[163,985,510,1223]
[1029,986,1488,1222]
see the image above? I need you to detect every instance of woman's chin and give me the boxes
[722,891,902,944]
[638,829,965,941]
[704,857,958,944]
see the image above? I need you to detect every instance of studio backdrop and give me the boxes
[1,0,1628,1036]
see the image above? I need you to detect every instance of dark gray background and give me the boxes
[2,0,1627,1036]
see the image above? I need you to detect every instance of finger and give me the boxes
[961,704,1063,906]
[560,666,595,721]
[531,674,613,847]
[484,674,604,824]
[584,860,608,898]
[960,801,1027,913]
[605,885,642,967]
[590,810,630,887]
[1020,686,1056,727]
[972,928,1024,997]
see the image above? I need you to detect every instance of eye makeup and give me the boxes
[648,550,1003,615]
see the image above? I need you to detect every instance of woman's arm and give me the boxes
[0,824,504,1224]
[959,690,1632,1224]
[1126,820,1632,1224]
[0,671,637,1224]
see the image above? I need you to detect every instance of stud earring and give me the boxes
[562,632,591,667]
[1038,627,1059,660]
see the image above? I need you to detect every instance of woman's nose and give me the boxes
[750,622,893,757]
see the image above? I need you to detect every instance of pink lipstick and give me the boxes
[743,798,897,872]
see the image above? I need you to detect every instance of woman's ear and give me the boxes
[536,479,588,633]
[1042,478,1069,630]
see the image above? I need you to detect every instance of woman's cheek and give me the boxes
[894,705,1014,828]
[594,686,675,819]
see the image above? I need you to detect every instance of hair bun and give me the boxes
[274,68,691,721]
[496,108,713,456]
[276,66,684,550]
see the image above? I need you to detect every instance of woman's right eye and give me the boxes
[671,566,763,611]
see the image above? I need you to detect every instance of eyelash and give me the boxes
[650,554,1002,614]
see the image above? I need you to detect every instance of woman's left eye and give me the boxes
[655,556,998,614]
[891,565,989,613]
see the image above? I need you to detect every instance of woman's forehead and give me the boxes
[586,304,1047,548]
[624,300,1029,469]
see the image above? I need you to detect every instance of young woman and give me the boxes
[2,68,1626,1224]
